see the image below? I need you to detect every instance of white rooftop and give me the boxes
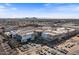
[13,27,76,36]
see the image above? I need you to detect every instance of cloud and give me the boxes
[11,7,17,10]
[44,3,51,7]
[5,3,17,10]
[0,5,7,11]
[42,4,79,13]
[5,3,11,6]
[0,5,6,9]
[55,4,79,12]
[0,3,79,18]
[0,4,17,11]
[74,6,79,11]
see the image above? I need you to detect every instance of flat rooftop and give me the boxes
[14,26,76,36]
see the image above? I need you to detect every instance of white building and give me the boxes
[14,29,34,42]
[42,27,77,41]
[4,27,78,43]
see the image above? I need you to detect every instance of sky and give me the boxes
[0,3,79,18]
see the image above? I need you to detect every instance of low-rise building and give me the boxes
[4,27,78,43]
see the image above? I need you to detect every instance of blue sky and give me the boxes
[0,3,79,18]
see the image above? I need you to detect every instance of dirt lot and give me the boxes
[56,35,79,55]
